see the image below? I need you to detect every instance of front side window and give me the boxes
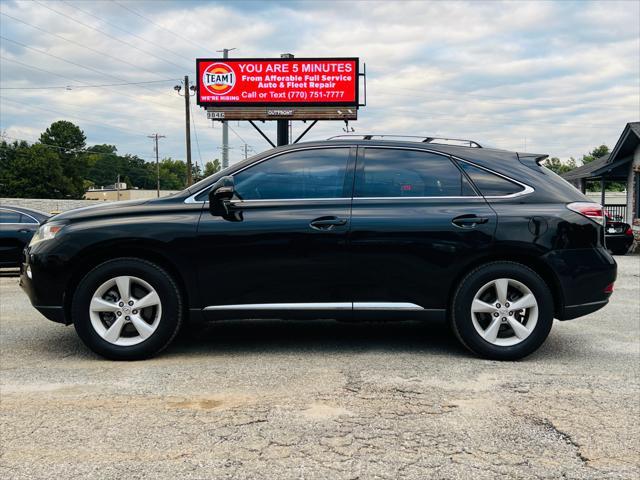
[233,148,350,200]
[0,210,22,223]
[355,148,476,198]
[458,162,524,197]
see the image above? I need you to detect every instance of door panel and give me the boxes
[196,147,355,316]
[349,147,496,310]
[197,199,351,308]
[350,197,496,309]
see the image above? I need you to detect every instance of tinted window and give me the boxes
[458,162,523,196]
[20,214,38,224]
[0,210,22,223]
[355,148,475,198]
[233,148,350,200]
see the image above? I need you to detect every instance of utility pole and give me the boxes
[277,53,294,146]
[174,78,196,187]
[147,133,166,198]
[217,47,236,169]
[184,75,193,186]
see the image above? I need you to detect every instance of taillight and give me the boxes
[567,202,605,226]
[626,227,633,236]
[604,283,614,294]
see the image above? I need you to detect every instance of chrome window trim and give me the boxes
[185,144,534,204]
[204,302,425,311]
[0,207,39,224]
[229,198,351,205]
[353,196,483,201]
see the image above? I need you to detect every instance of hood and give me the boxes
[50,199,151,222]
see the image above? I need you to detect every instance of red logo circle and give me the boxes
[202,63,236,96]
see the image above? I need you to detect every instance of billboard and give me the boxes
[196,57,359,108]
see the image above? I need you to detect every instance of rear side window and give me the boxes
[0,210,22,223]
[458,162,523,197]
[355,148,476,198]
[233,148,350,200]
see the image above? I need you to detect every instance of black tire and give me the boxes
[611,248,628,256]
[451,261,554,361]
[72,258,183,360]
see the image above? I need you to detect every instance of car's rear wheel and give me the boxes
[72,258,182,360]
[451,261,554,360]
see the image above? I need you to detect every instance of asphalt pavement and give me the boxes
[1,256,639,479]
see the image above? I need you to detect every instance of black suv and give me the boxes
[20,136,617,360]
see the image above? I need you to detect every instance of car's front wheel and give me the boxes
[72,258,183,360]
[451,261,554,360]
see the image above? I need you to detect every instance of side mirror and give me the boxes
[208,176,235,216]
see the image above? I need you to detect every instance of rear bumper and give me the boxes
[558,299,609,321]
[606,234,633,252]
[546,247,616,321]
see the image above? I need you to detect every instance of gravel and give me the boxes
[1,256,639,479]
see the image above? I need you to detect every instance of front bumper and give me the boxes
[20,246,71,325]
[20,268,68,324]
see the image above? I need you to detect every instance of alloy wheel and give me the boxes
[89,275,162,346]
[470,277,538,347]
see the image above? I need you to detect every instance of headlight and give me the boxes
[29,224,65,246]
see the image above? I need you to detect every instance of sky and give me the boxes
[1,0,639,172]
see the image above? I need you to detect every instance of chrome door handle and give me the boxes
[309,216,348,231]
[452,215,489,228]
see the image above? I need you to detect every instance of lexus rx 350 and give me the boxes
[20,136,617,360]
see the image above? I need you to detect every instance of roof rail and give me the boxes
[326,134,483,148]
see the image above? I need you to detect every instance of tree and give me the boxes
[0,141,74,198]
[203,159,221,177]
[543,156,577,175]
[157,157,187,190]
[582,145,609,164]
[39,121,88,198]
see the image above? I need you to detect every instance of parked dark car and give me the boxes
[0,206,50,268]
[20,136,617,361]
[604,215,633,255]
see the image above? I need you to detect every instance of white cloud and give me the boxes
[1,0,638,165]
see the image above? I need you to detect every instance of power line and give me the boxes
[0,35,172,98]
[31,0,190,72]
[227,123,252,148]
[0,79,180,90]
[0,55,179,109]
[0,11,174,81]
[112,0,209,52]
[60,0,189,63]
